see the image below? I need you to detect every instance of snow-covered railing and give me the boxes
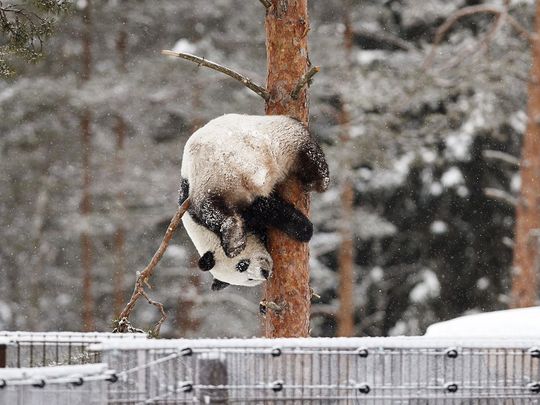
[90,337,540,404]
[0,331,147,368]
[0,363,114,405]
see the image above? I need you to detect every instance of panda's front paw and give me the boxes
[220,215,247,258]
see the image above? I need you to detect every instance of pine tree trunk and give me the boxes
[512,2,540,308]
[336,4,355,337]
[337,178,355,336]
[80,1,94,331]
[264,0,311,337]
[113,24,127,317]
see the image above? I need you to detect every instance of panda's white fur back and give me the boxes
[183,211,272,286]
[181,114,309,207]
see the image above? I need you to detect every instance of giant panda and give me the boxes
[178,114,329,289]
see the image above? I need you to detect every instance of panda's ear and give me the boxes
[198,251,215,271]
[211,278,230,291]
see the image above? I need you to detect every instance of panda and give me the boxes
[178,114,329,289]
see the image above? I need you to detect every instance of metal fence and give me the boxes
[2,333,540,404]
[0,331,147,368]
[0,363,112,405]
[92,337,540,404]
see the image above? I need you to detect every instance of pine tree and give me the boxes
[264,0,313,337]
[512,1,540,308]
[0,1,70,76]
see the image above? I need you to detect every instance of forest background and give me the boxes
[0,0,533,337]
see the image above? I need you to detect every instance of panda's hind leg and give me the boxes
[243,194,313,242]
[191,195,247,258]
[294,139,329,193]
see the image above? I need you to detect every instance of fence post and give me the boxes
[0,344,5,368]
[197,354,228,404]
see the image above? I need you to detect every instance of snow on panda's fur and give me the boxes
[179,114,329,289]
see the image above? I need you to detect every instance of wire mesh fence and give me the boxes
[92,337,540,404]
[0,331,147,368]
[2,333,540,403]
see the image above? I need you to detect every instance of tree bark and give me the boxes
[80,1,94,331]
[511,1,540,308]
[336,1,356,337]
[264,0,312,337]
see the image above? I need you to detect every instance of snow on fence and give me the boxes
[90,337,540,404]
[0,332,147,368]
[0,363,112,405]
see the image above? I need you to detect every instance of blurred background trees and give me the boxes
[0,0,536,337]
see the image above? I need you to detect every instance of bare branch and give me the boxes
[423,5,534,70]
[259,0,271,9]
[439,12,506,72]
[353,27,414,51]
[484,187,517,207]
[291,66,320,99]
[114,198,191,335]
[483,149,520,168]
[310,304,338,319]
[162,50,270,101]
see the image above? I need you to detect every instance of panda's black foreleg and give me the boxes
[193,195,247,258]
[178,177,247,258]
[243,194,313,242]
[295,139,329,193]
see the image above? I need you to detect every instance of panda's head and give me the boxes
[197,234,273,290]
[182,211,273,289]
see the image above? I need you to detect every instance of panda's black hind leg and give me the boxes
[295,139,329,193]
[243,194,313,242]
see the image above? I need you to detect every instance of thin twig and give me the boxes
[439,12,506,72]
[259,0,271,9]
[162,50,270,101]
[423,5,534,70]
[291,66,320,99]
[114,198,190,335]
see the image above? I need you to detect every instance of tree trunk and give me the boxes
[336,3,355,337]
[113,23,127,317]
[511,1,540,308]
[80,1,94,331]
[264,0,312,337]
[337,178,355,336]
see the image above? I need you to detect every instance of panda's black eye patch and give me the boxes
[198,251,215,271]
[236,259,250,272]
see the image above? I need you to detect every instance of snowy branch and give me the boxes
[258,0,271,9]
[291,66,320,99]
[483,150,520,168]
[424,5,534,70]
[310,304,337,319]
[484,188,517,207]
[161,50,270,101]
[114,198,191,336]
